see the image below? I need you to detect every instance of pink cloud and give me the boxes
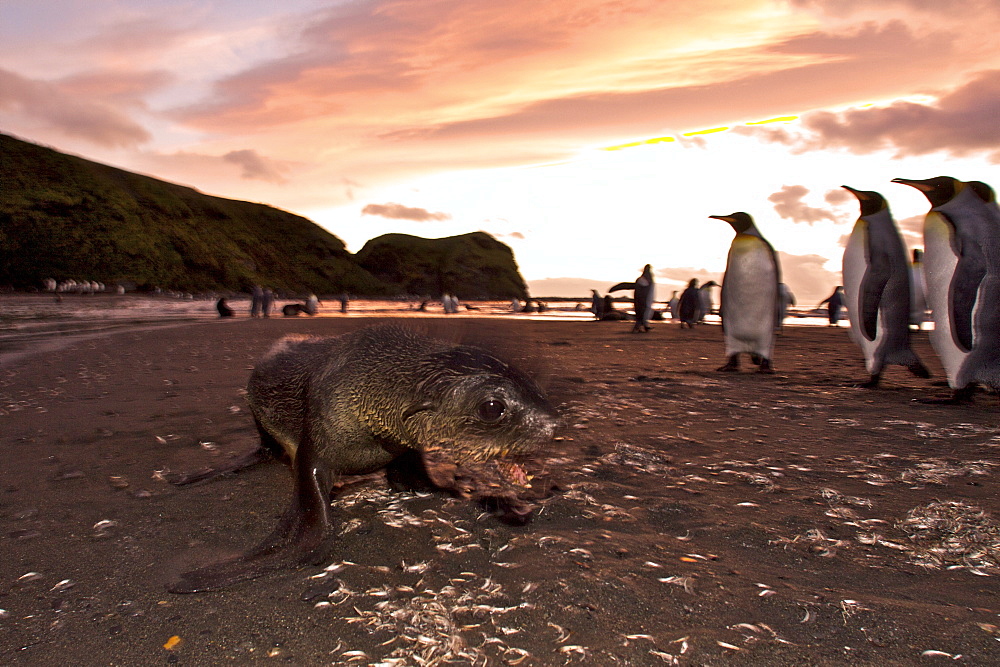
[361,203,452,221]
[741,70,1000,162]
[768,185,837,224]
[0,68,150,147]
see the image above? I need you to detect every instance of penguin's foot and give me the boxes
[757,358,775,374]
[917,386,976,405]
[855,375,880,389]
[749,353,763,366]
[907,362,931,379]
[717,356,739,372]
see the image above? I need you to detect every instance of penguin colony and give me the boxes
[620,176,1000,402]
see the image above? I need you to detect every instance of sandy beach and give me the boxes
[1,315,998,665]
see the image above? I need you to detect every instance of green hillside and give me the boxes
[0,133,382,293]
[0,132,530,297]
[355,231,529,299]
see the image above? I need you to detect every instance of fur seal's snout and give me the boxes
[169,324,557,593]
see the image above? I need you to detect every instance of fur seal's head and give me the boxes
[402,344,558,466]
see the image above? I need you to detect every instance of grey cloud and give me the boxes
[0,68,150,147]
[768,185,837,224]
[655,267,722,286]
[742,70,1000,162]
[57,69,174,107]
[222,149,288,183]
[361,203,451,221]
[790,0,1000,15]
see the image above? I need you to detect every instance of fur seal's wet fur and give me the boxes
[168,324,558,593]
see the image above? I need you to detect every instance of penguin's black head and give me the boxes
[709,212,754,234]
[967,180,997,203]
[841,185,887,217]
[891,176,961,207]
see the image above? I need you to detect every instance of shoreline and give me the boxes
[3,315,994,664]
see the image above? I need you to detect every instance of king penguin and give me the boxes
[841,186,930,388]
[893,176,1000,402]
[710,212,780,373]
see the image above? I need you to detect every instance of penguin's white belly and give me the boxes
[842,222,884,373]
[923,212,967,386]
[722,239,777,356]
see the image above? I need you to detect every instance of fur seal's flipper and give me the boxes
[166,446,275,486]
[385,449,438,492]
[169,429,335,593]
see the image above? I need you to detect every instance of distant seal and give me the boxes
[169,324,558,592]
[841,185,929,388]
[216,298,234,318]
[282,303,304,317]
[710,212,780,373]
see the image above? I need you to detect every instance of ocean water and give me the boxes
[0,293,847,366]
[0,294,598,365]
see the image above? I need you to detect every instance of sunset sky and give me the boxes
[3,0,1000,302]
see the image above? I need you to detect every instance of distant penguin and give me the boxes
[909,249,928,329]
[893,176,1000,402]
[710,212,780,373]
[609,264,655,332]
[697,281,718,322]
[677,279,701,328]
[775,283,795,333]
[841,185,930,388]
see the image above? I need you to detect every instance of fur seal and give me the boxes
[169,324,558,593]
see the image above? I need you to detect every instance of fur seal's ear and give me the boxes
[402,401,436,421]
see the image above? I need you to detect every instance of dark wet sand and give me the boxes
[1,317,998,665]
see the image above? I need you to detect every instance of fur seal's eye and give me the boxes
[477,399,506,423]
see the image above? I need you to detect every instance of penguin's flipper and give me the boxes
[607,282,637,292]
[949,259,986,352]
[859,260,890,341]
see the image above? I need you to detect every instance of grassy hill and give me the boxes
[356,231,529,299]
[0,133,530,297]
[0,133,380,293]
